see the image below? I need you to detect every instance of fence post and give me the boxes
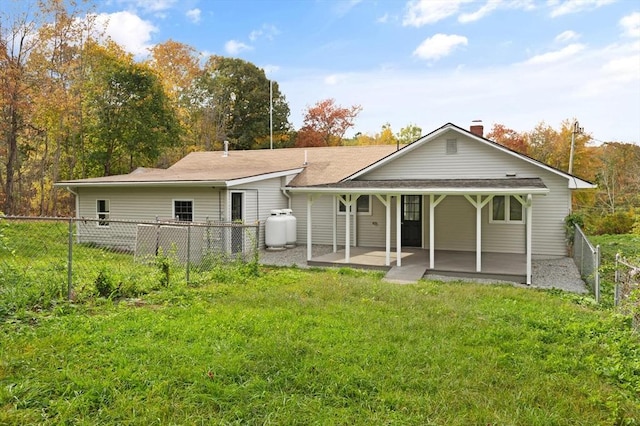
[67,218,73,300]
[614,253,620,306]
[186,223,191,283]
[595,244,600,304]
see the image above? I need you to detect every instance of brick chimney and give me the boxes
[470,120,483,137]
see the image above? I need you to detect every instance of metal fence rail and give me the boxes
[572,224,600,302]
[1,216,259,298]
[615,254,640,332]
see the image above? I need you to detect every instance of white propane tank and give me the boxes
[281,209,297,248]
[265,209,287,250]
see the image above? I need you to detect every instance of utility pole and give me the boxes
[269,80,273,150]
[568,120,583,175]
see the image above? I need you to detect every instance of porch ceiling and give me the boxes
[287,178,549,195]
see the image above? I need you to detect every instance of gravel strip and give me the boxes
[259,245,589,294]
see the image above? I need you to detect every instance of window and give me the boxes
[338,195,371,215]
[491,195,524,223]
[97,199,110,227]
[173,200,193,222]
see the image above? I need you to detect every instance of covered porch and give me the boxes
[308,246,527,283]
[289,178,549,285]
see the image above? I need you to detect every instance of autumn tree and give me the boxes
[0,0,92,214]
[486,123,529,155]
[146,40,200,164]
[396,123,422,144]
[295,98,362,147]
[594,142,640,213]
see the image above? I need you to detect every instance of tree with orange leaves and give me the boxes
[295,98,362,147]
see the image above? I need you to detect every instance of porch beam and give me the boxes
[396,195,402,267]
[375,194,392,266]
[526,194,533,285]
[429,194,446,269]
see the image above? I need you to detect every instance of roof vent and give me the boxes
[446,139,457,155]
[222,140,229,157]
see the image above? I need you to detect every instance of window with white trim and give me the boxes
[490,195,524,223]
[338,195,371,215]
[173,200,193,222]
[97,199,110,227]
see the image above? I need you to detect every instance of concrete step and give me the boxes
[383,264,428,284]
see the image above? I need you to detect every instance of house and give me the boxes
[56,122,595,284]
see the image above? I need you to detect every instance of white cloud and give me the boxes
[186,8,201,23]
[413,34,468,61]
[555,30,580,43]
[279,30,639,143]
[403,0,471,27]
[115,0,177,13]
[548,0,615,18]
[620,12,640,38]
[458,0,501,23]
[324,73,353,85]
[333,0,363,17]
[93,11,158,57]
[249,24,279,42]
[524,43,585,64]
[377,13,389,24]
[225,40,252,55]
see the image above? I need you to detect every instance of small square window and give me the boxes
[97,199,110,227]
[338,195,371,215]
[174,200,193,222]
[491,195,523,224]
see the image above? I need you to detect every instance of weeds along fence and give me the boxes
[0,216,259,301]
[614,254,640,332]
[572,224,601,302]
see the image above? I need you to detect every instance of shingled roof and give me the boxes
[55,145,401,187]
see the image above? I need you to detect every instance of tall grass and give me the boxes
[1,268,639,425]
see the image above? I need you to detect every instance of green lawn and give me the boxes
[1,267,639,425]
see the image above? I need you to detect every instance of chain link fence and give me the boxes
[615,254,640,333]
[0,216,258,310]
[572,224,601,302]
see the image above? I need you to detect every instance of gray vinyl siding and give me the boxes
[77,187,224,223]
[232,176,290,247]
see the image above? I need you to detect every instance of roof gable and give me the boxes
[345,123,595,189]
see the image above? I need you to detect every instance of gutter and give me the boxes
[285,187,550,196]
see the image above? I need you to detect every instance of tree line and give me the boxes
[1,0,638,233]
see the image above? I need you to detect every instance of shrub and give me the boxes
[588,211,635,235]
[565,212,585,246]
[95,269,118,298]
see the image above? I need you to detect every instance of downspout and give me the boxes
[281,187,292,209]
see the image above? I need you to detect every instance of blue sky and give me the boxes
[94,0,640,143]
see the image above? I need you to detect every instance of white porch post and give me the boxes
[353,195,360,248]
[306,194,314,261]
[332,195,337,253]
[345,194,351,263]
[526,194,533,285]
[396,195,402,267]
[375,194,392,266]
[429,194,446,269]
[464,195,493,272]
[475,195,482,272]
